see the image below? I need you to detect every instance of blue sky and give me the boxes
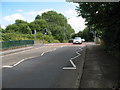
[1,1,86,33]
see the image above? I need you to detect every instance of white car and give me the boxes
[82,38,85,42]
[73,37,82,44]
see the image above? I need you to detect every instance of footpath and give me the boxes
[80,43,119,89]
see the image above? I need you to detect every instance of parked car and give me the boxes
[73,37,82,44]
[68,39,74,43]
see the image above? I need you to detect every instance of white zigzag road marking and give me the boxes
[63,48,82,70]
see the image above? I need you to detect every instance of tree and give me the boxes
[42,10,75,42]
[3,10,75,43]
[76,2,120,55]
[72,27,93,41]
[15,20,28,24]
[47,24,64,42]
[29,19,47,33]
[82,27,93,41]
[5,24,19,33]
[65,24,75,39]
[42,11,67,26]
[5,20,32,34]
[35,15,42,20]
[0,27,5,33]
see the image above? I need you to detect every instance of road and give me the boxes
[2,43,86,88]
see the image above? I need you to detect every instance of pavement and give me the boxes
[79,43,119,89]
[1,43,44,56]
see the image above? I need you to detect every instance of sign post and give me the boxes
[34,30,36,43]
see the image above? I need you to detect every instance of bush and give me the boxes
[2,33,32,41]
[43,35,54,43]
[1,33,60,44]
[0,33,2,41]
[52,40,60,43]
[42,40,49,43]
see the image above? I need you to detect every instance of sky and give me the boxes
[1,0,86,33]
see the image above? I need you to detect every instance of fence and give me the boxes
[0,40,34,49]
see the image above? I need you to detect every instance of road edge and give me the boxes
[74,45,87,88]
[1,44,44,56]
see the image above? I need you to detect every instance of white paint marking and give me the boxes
[70,60,76,68]
[2,66,12,68]
[54,48,56,51]
[13,56,36,67]
[79,48,83,51]
[1,46,47,57]
[63,48,82,70]
[3,48,58,68]
[42,48,56,55]
[41,52,45,56]
[3,56,36,68]
[63,67,76,70]
[13,59,25,66]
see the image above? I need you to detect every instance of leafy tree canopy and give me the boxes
[4,10,75,42]
[76,2,120,55]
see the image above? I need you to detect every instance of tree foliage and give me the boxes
[3,10,75,42]
[42,11,75,42]
[29,19,47,33]
[72,27,93,41]
[35,15,42,20]
[5,20,32,34]
[42,11,67,26]
[76,2,120,55]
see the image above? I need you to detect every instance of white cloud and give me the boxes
[3,13,25,21]
[2,0,65,2]
[68,2,79,7]
[67,17,86,33]
[65,9,77,17]
[23,9,53,23]
[24,9,53,16]
[16,9,24,12]
[1,24,6,29]
[64,9,79,19]
[64,9,86,33]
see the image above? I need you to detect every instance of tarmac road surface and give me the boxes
[2,43,86,88]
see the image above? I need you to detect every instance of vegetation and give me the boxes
[1,10,75,43]
[72,27,94,41]
[42,11,74,42]
[76,2,120,57]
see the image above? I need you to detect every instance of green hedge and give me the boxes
[1,33,60,43]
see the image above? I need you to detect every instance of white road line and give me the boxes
[13,56,35,67]
[63,48,82,70]
[41,48,57,56]
[3,56,36,68]
[41,52,45,56]
[1,46,45,57]
[2,66,12,68]
[3,48,57,68]
[13,59,25,67]
[63,67,76,70]
[54,48,56,51]
[79,48,83,51]
[70,60,76,68]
